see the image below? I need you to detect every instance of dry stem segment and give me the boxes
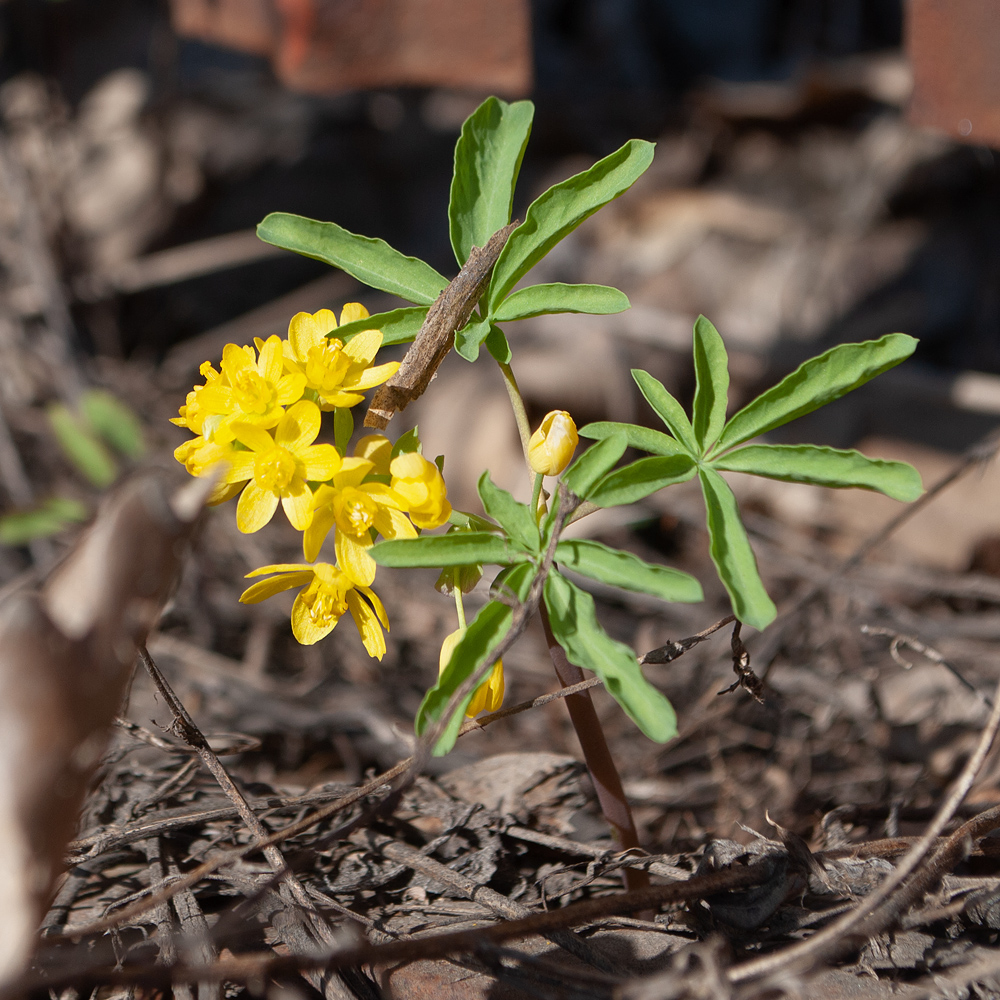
[364,221,518,429]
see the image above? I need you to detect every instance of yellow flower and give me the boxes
[197,336,306,442]
[282,305,400,410]
[170,361,228,439]
[223,400,341,533]
[173,436,246,505]
[439,627,504,717]
[354,434,392,475]
[528,410,579,476]
[303,453,415,584]
[240,562,388,656]
[390,452,451,529]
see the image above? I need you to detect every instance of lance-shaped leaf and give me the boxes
[417,563,534,753]
[712,444,923,502]
[588,454,696,507]
[580,421,689,457]
[81,390,144,459]
[372,531,522,568]
[631,370,698,454]
[485,324,512,364]
[692,315,729,451]
[454,314,492,362]
[478,472,540,553]
[449,97,534,266]
[716,333,918,453]
[544,570,677,741]
[493,283,630,322]
[556,538,703,603]
[561,433,628,499]
[257,213,448,305]
[48,404,117,488]
[489,140,655,309]
[447,508,499,532]
[698,468,776,630]
[334,306,429,347]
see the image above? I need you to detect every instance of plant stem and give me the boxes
[497,360,535,481]
[454,587,466,630]
[538,600,650,894]
[530,472,545,521]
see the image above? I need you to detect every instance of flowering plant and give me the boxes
[174,96,924,855]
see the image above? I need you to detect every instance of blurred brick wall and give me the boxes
[170,0,532,96]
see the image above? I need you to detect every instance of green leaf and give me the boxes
[489,140,655,309]
[698,468,776,630]
[48,404,117,488]
[80,390,144,459]
[449,97,534,266]
[556,538,703,603]
[691,316,729,451]
[417,562,535,753]
[579,421,689,457]
[389,427,421,459]
[561,434,628,499]
[712,444,924,502]
[447,508,499,532]
[716,333,918,453]
[588,455,696,507]
[631,370,698,454]
[492,283,630,322]
[454,314,492,362]
[0,496,88,545]
[371,531,524,568]
[334,306,429,347]
[544,570,677,741]
[485,324,512,364]
[477,472,539,553]
[333,406,353,456]
[257,213,448,305]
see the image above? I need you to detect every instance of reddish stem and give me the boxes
[539,600,650,893]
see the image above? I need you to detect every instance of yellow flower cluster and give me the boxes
[171,305,451,660]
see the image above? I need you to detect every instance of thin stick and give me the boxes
[728,672,1000,985]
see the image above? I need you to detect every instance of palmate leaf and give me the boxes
[257,214,448,305]
[371,531,522,568]
[417,562,535,754]
[449,97,534,266]
[544,570,678,741]
[631,370,698,454]
[488,139,655,310]
[334,306,429,347]
[698,468,776,630]
[477,472,539,553]
[579,421,690,458]
[691,315,729,451]
[588,454,696,507]
[715,333,918,453]
[492,283,630,322]
[555,538,703,603]
[713,444,923,502]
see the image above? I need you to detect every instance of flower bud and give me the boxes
[439,627,505,717]
[390,452,451,529]
[528,410,579,476]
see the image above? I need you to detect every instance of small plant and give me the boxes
[172,96,923,859]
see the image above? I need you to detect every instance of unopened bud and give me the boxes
[528,410,579,476]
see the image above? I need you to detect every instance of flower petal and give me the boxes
[276,372,307,405]
[209,480,246,505]
[344,361,400,391]
[221,342,253,376]
[333,457,374,489]
[342,328,381,364]
[240,572,313,604]
[231,423,275,454]
[224,450,256,482]
[246,563,316,577]
[237,481,279,533]
[358,585,389,630]
[288,309,335,361]
[347,590,386,660]
[281,478,314,531]
[336,530,376,587]
[302,505,336,562]
[373,506,417,540]
[301,443,342,482]
[258,335,284,382]
[291,591,338,644]
[339,302,369,326]
[318,391,365,409]
[275,399,320,451]
[354,435,392,475]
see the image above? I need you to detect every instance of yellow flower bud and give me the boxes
[528,410,579,476]
[439,627,504,717]
[390,452,451,529]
